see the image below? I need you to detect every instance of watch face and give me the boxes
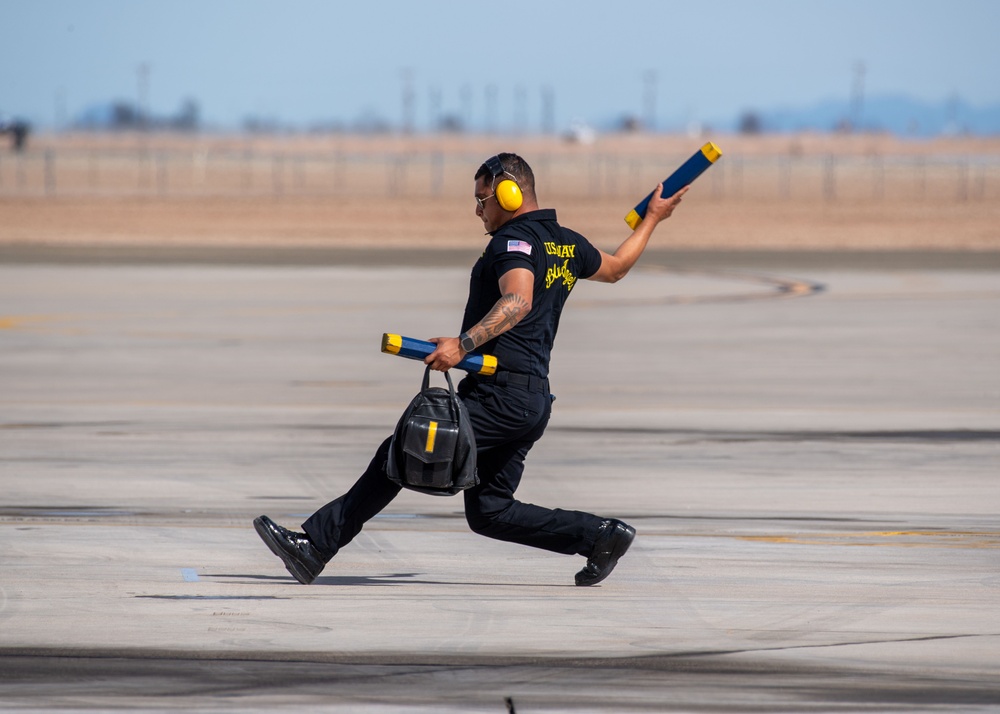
[461,335,476,352]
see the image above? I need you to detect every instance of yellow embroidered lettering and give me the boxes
[544,242,577,259]
[545,260,578,291]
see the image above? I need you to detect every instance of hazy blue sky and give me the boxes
[2,0,998,131]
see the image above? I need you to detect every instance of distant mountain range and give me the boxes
[710,94,1000,137]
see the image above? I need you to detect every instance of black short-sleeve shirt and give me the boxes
[461,209,602,378]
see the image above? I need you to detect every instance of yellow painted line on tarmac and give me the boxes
[738,530,1000,549]
[783,280,819,297]
[0,314,72,330]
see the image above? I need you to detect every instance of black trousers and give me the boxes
[302,374,605,560]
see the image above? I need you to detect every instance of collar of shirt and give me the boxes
[488,208,557,236]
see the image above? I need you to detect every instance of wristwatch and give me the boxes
[459,332,476,353]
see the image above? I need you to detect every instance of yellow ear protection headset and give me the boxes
[484,155,523,212]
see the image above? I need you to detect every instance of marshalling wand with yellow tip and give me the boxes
[381,333,498,375]
[624,142,722,230]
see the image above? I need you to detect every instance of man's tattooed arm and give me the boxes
[463,292,531,351]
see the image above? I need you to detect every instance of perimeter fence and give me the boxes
[1,146,997,204]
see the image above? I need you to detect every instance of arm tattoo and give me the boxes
[466,292,530,349]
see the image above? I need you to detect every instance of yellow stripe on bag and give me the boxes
[425,421,438,453]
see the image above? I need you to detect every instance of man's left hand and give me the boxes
[425,337,464,372]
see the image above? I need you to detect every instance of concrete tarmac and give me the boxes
[1,254,999,712]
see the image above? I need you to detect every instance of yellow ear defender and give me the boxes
[485,155,523,212]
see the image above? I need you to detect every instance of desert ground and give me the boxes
[1,131,998,262]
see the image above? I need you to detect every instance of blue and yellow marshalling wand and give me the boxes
[625,142,722,230]
[381,333,498,376]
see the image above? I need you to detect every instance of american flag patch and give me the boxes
[507,239,532,256]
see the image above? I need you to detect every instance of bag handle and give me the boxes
[422,366,462,423]
[422,365,455,397]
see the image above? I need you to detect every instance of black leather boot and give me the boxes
[253,515,330,585]
[575,519,635,586]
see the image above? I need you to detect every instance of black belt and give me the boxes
[478,370,549,394]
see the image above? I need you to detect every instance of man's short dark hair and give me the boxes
[476,152,536,202]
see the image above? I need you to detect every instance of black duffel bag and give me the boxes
[386,367,478,496]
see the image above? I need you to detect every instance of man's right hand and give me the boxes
[644,183,688,225]
[588,183,691,284]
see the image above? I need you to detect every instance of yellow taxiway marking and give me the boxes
[739,530,1000,549]
[0,314,71,330]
